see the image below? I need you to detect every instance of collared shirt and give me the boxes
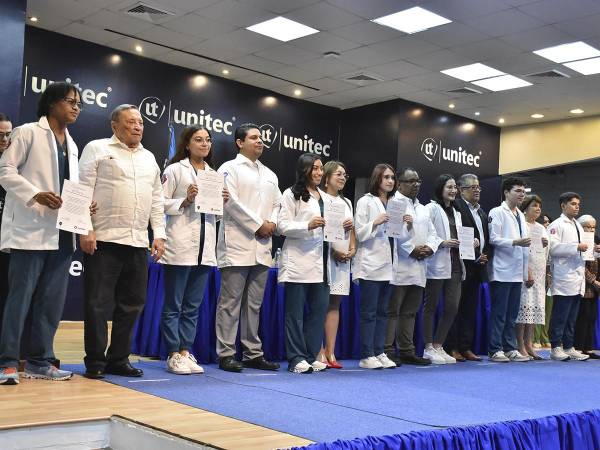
[467,201,485,250]
[79,135,166,248]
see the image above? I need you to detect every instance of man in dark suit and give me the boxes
[445,174,491,361]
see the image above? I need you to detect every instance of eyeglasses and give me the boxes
[461,185,482,191]
[192,137,212,144]
[0,132,10,140]
[333,171,349,180]
[63,97,83,110]
[399,178,422,185]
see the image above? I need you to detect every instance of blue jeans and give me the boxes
[284,282,329,369]
[488,281,522,354]
[0,235,73,368]
[161,264,211,353]
[359,280,392,358]
[549,295,581,349]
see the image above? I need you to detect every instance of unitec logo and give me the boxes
[420,137,481,167]
[139,96,165,124]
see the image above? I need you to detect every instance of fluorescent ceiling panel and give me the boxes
[372,7,451,34]
[471,74,532,92]
[246,16,319,42]
[563,57,600,75]
[441,63,505,82]
[533,41,600,63]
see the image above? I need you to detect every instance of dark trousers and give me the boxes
[385,285,424,356]
[0,251,9,338]
[549,295,581,350]
[284,282,329,369]
[574,298,598,352]
[445,269,482,353]
[161,264,211,353]
[84,242,148,371]
[488,281,522,354]
[359,280,392,359]
[0,236,73,368]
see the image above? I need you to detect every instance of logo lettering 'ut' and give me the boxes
[420,138,438,162]
[139,97,165,124]
[259,124,278,149]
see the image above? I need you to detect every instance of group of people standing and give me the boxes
[1,81,599,386]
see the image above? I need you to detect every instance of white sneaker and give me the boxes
[184,353,204,374]
[290,360,313,374]
[359,356,384,369]
[550,346,570,361]
[435,347,456,364]
[489,351,510,362]
[423,345,446,365]
[311,360,328,372]
[167,354,191,375]
[564,347,590,361]
[506,350,530,362]
[376,353,397,369]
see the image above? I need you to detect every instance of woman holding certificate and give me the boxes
[515,195,548,360]
[160,125,228,375]
[353,164,412,369]
[278,154,330,374]
[423,174,468,365]
[316,161,355,369]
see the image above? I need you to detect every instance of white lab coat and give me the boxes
[425,201,466,280]
[353,193,412,282]
[548,214,586,296]
[277,187,326,284]
[322,192,353,295]
[160,158,217,266]
[392,192,441,288]
[488,201,529,283]
[216,153,282,268]
[0,117,79,251]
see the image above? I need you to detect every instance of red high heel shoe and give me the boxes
[326,356,343,369]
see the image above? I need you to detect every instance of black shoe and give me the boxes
[242,356,280,371]
[105,362,143,377]
[399,354,432,366]
[219,356,243,373]
[385,352,403,367]
[586,352,600,359]
[84,369,105,379]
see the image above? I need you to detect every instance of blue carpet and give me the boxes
[64,356,600,443]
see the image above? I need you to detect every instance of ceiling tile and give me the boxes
[299,57,360,76]
[240,0,321,14]
[135,25,204,49]
[27,16,71,31]
[196,0,275,27]
[28,0,98,20]
[337,46,398,67]
[304,77,356,92]
[499,25,577,51]
[369,60,431,79]
[155,50,216,71]
[227,54,287,74]
[269,66,323,83]
[330,20,400,45]
[325,0,416,20]
[255,45,321,64]
[417,22,490,48]
[407,49,474,72]
[518,0,600,23]
[287,2,363,30]
[160,13,237,38]
[110,37,170,58]
[553,14,600,40]
[463,8,545,37]
[184,39,248,61]
[55,22,122,45]
[82,9,155,35]
[450,39,523,63]
[403,71,465,90]
[421,0,511,21]
[368,36,442,60]
[292,32,361,53]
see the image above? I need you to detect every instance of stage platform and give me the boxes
[57,354,600,449]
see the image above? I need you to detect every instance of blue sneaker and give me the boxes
[23,364,72,381]
[0,367,19,385]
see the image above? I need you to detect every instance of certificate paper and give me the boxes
[323,201,346,242]
[529,226,545,254]
[582,231,595,261]
[457,225,475,260]
[195,170,224,215]
[56,179,93,235]
[385,197,408,238]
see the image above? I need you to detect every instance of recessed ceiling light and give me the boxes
[474,111,480,116]
[192,75,208,88]
[222,69,230,75]
[570,108,584,114]
[471,74,532,92]
[110,54,121,65]
[372,6,451,34]
[531,113,544,119]
[263,96,277,106]
[30,16,39,22]
[461,123,475,132]
[441,63,505,82]
[498,118,505,124]
[533,41,600,63]
[448,103,455,109]
[247,16,318,42]
[293,89,302,96]
[134,44,143,53]
[563,56,600,75]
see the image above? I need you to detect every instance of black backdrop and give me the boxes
[17,27,500,320]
